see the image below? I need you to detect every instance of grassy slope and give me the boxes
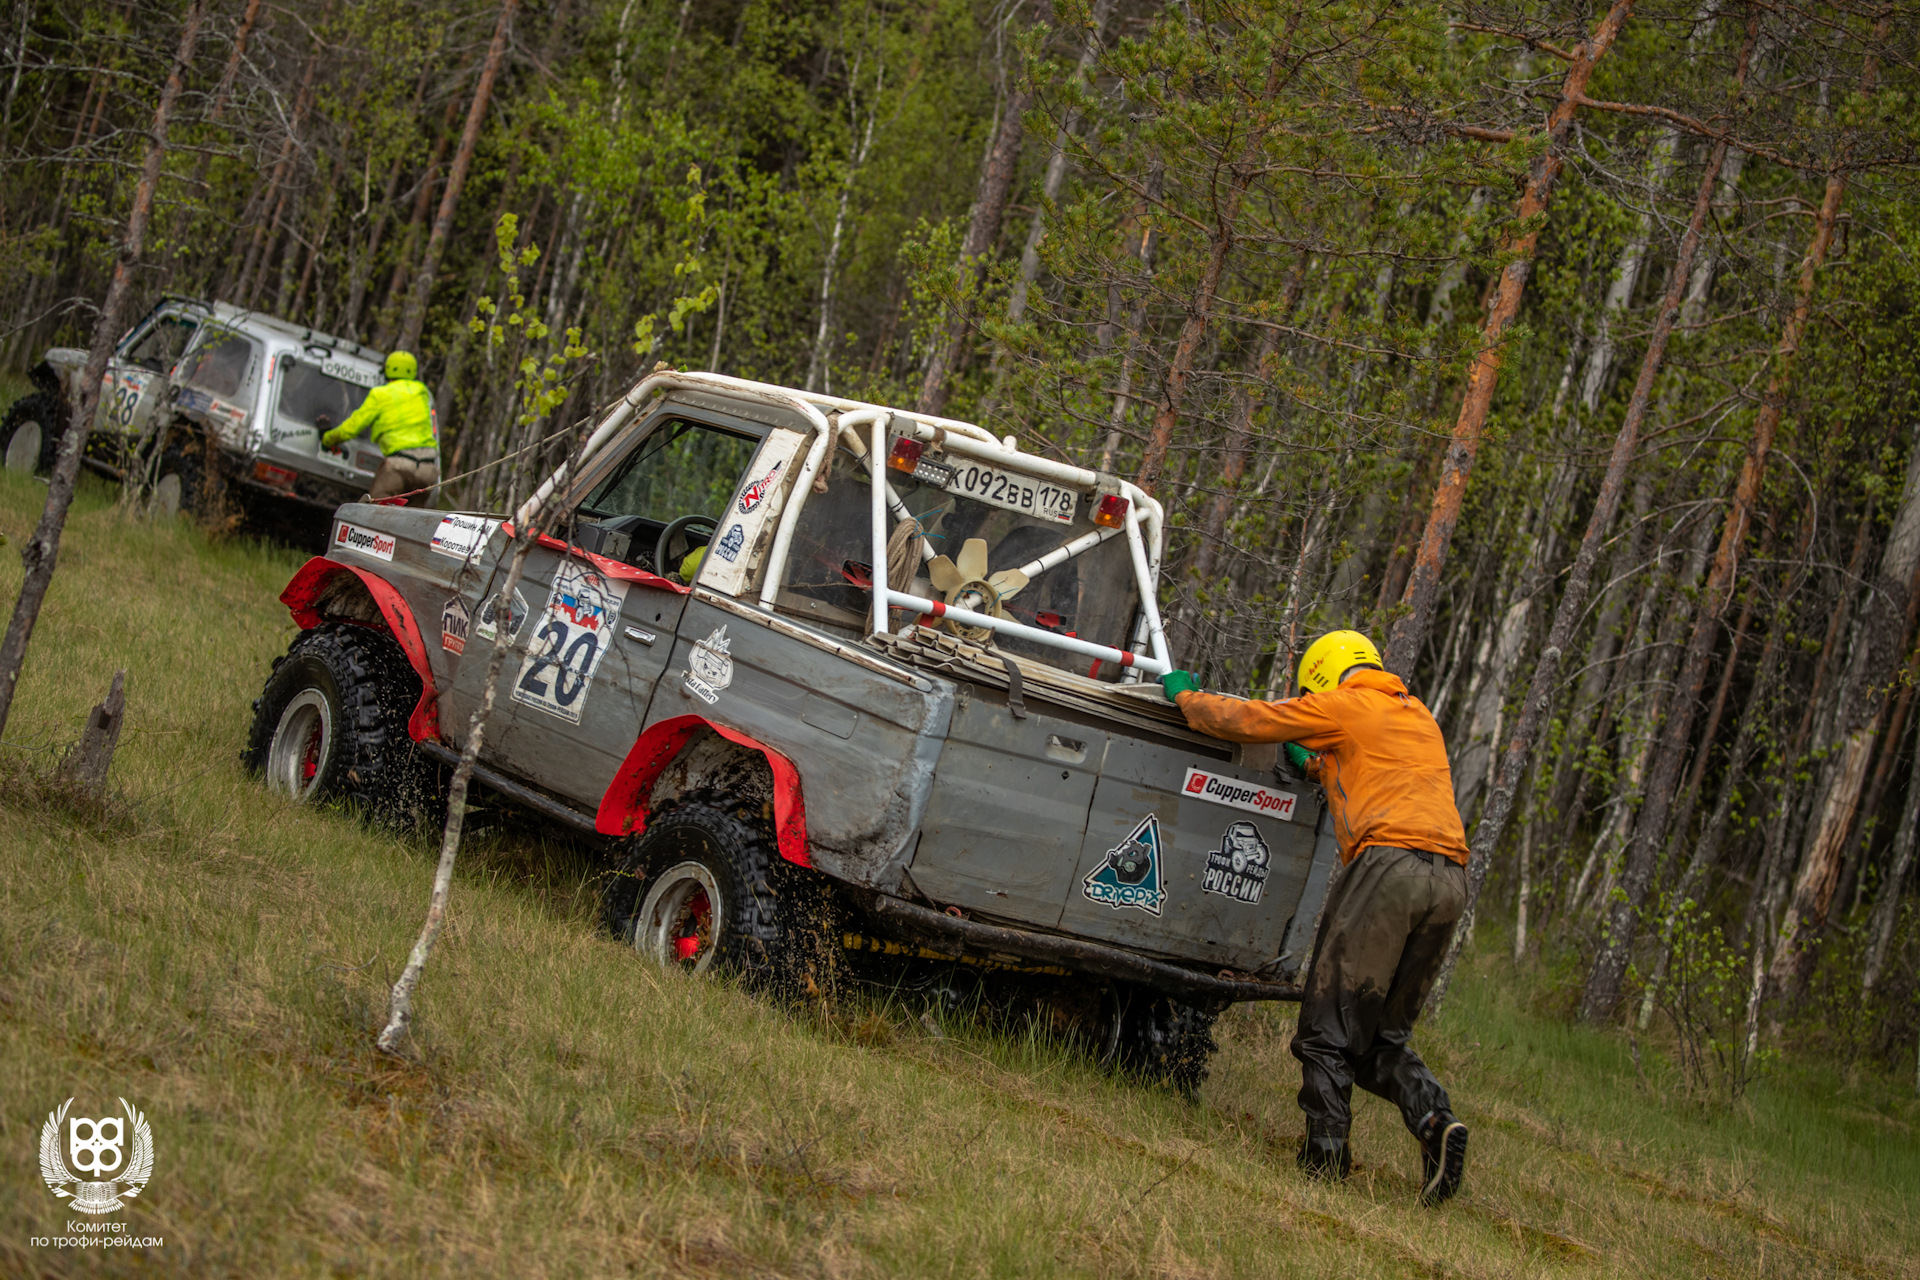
[0,468,1915,1279]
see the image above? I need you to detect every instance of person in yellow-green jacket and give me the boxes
[321,350,439,502]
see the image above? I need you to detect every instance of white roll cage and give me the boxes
[518,371,1173,678]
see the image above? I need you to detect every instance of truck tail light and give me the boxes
[252,461,297,490]
[1093,494,1130,528]
[886,437,924,472]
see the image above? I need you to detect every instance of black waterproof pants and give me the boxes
[1291,843,1467,1141]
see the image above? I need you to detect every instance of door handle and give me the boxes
[623,625,657,646]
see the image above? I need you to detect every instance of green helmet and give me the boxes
[383,350,418,381]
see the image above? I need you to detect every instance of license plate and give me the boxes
[943,459,1077,525]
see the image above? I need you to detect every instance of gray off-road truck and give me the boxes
[245,371,1335,1086]
[3,295,407,515]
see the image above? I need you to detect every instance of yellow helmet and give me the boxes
[1297,630,1383,695]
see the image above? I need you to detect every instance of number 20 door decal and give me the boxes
[511,560,631,724]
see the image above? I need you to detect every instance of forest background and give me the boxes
[3,0,1920,1093]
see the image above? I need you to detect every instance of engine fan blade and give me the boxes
[928,555,965,594]
[956,537,990,582]
[987,568,1029,599]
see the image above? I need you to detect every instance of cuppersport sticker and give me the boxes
[1181,767,1298,821]
[429,514,499,560]
[333,521,395,562]
[1202,820,1271,904]
[511,559,630,724]
[1083,813,1166,916]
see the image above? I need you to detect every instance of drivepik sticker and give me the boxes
[1202,820,1271,904]
[333,521,395,562]
[429,514,498,560]
[1083,813,1166,915]
[1181,767,1298,821]
[511,560,630,724]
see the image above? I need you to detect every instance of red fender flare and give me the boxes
[280,556,440,742]
[595,714,810,867]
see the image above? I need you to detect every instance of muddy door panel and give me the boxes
[1057,738,1321,971]
[470,545,679,807]
[646,596,949,891]
[907,695,1106,926]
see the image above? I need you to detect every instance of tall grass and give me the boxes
[1,468,1915,1278]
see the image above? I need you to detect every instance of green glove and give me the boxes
[1284,742,1315,772]
[1161,670,1199,702]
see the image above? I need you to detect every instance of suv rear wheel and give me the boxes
[147,428,210,519]
[2,393,65,475]
[603,798,823,990]
[244,623,434,826]
[1101,984,1221,1095]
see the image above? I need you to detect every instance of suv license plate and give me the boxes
[944,460,1076,525]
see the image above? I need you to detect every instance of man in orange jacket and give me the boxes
[1163,630,1470,1205]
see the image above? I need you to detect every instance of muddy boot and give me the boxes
[1416,1110,1468,1205]
[1296,1127,1352,1182]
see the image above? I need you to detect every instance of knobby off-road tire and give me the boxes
[244,623,435,828]
[1105,984,1221,1096]
[1,393,67,476]
[602,796,831,994]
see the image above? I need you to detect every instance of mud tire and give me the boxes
[1105,984,1220,1095]
[244,623,435,828]
[151,428,209,519]
[602,796,828,993]
[1,392,66,476]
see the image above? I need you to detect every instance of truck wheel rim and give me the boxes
[267,689,333,801]
[4,421,40,473]
[634,860,721,974]
[151,473,181,518]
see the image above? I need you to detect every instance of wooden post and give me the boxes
[56,670,127,797]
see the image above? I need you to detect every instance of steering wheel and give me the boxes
[654,514,719,579]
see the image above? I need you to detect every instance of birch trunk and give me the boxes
[0,0,207,738]
[1423,12,1751,1011]
[806,56,880,395]
[379,529,538,1052]
[1863,725,1920,996]
[1583,21,1887,1020]
[1770,432,1920,996]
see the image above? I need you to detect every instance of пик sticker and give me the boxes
[440,596,470,655]
[511,560,630,724]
